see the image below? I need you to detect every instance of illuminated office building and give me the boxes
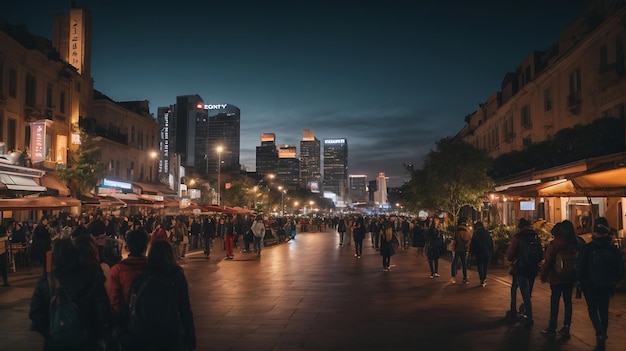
[277,145,299,187]
[323,138,348,199]
[349,175,368,204]
[300,129,321,192]
[256,133,278,176]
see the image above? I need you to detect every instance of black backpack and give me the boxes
[588,245,624,288]
[127,271,179,337]
[47,273,88,348]
[517,233,543,270]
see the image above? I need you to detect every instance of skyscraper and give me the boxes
[300,130,321,192]
[256,133,278,176]
[277,145,299,187]
[203,103,241,175]
[323,138,348,200]
[349,175,368,204]
[170,95,204,169]
[374,172,388,206]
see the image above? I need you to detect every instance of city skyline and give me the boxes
[2,0,590,186]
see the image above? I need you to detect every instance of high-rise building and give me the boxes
[323,138,348,200]
[256,133,278,176]
[52,6,92,77]
[300,130,321,192]
[374,172,388,206]
[169,95,205,170]
[203,103,241,175]
[349,175,368,204]
[277,145,299,187]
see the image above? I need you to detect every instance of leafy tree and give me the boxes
[404,137,494,226]
[58,131,106,198]
[219,175,256,208]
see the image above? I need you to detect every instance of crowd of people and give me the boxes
[0,208,624,350]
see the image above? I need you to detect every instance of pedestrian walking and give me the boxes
[506,218,543,329]
[224,216,235,259]
[30,217,52,275]
[379,219,395,271]
[337,216,346,246]
[470,220,493,287]
[539,220,578,339]
[202,217,215,258]
[251,215,265,257]
[450,217,472,284]
[353,217,365,258]
[424,217,443,278]
[577,217,625,351]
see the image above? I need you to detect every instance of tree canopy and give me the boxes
[402,137,494,225]
[58,131,106,198]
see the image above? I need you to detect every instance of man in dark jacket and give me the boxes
[506,218,541,329]
[470,221,493,287]
[577,217,625,351]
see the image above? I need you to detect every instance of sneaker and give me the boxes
[450,278,456,284]
[357,255,361,259]
[383,267,389,272]
[355,253,358,257]
[430,275,434,279]
[558,326,570,339]
[463,279,469,284]
[480,281,486,287]
[434,273,440,277]
[541,328,556,336]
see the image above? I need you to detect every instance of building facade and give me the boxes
[458,0,626,230]
[276,145,299,188]
[348,174,368,204]
[300,129,321,192]
[256,133,278,177]
[202,103,240,175]
[323,138,348,200]
[373,172,388,206]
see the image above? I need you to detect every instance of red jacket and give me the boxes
[150,227,169,244]
[106,256,147,317]
[540,235,574,285]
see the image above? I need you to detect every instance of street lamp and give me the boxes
[149,151,158,182]
[216,146,223,206]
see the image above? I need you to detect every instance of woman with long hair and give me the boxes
[425,217,443,278]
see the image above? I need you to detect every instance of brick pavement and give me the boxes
[1,231,625,351]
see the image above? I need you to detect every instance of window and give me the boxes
[75,81,81,92]
[7,118,16,150]
[25,74,36,107]
[521,105,531,129]
[8,69,16,97]
[60,91,66,113]
[46,84,53,108]
[569,69,581,95]
[523,137,532,148]
[491,127,499,149]
[544,88,552,111]
[131,126,135,143]
[503,114,514,141]
[0,57,4,95]
[599,44,608,72]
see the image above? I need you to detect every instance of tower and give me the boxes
[323,138,348,200]
[300,129,321,192]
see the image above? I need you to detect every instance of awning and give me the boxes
[40,172,70,197]
[0,196,81,210]
[133,181,176,195]
[109,193,155,207]
[0,174,46,192]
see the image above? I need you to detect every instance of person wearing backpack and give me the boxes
[106,229,149,344]
[29,238,111,351]
[506,218,542,329]
[577,217,625,351]
[450,217,472,284]
[539,220,578,339]
[470,220,494,287]
[126,240,196,351]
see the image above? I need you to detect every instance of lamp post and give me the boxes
[149,151,158,182]
[216,146,223,206]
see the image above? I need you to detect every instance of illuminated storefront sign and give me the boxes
[30,122,46,163]
[72,133,81,145]
[201,104,228,110]
[69,9,84,74]
[102,178,132,190]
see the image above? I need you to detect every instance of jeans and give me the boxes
[428,259,439,275]
[451,251,468,280]
[339,232,345,245]
[548,284,574,329]
[373,232,380,248]
[382,255,391,268]
[583,286,612,338]
[253,236,262,255]
[476,258,489,282]
[355,238,363,256]
[516,275,536,321]
[203,236,211,257]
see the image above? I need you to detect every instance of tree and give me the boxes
[404,137,494,226]
[58,131,106,198]
[219,175,256,208]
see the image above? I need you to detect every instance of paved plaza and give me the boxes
[1,229,625,351]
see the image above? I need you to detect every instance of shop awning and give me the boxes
[40,172,70,197]
[0,196,80,210]
[0,174,46,192]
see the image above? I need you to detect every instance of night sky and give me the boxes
[3,0,589,186]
